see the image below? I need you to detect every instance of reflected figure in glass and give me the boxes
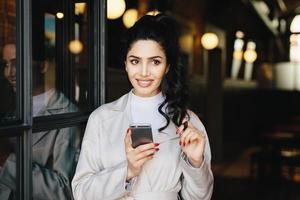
[0,43,16,122]
[0,42,81,200]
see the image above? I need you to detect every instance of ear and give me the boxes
[165,64,170,74]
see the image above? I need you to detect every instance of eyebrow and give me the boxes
[127,55,163,59]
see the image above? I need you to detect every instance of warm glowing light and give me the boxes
[290,34,300,62]
[179,34,194,53]
[75,3,86,15]
[201,33,219,50]
[69,40,83,54]
[233,50,243,60]
[290,15,300,33]
[146,10,160,16]
[235,31,244,38]
[247,41,256,50]
[107,0,126,20]
[56,12,64,19]
[234,39,244,52]
[122,9,138,28]
[244,50,257,63]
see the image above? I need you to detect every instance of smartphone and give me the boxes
[130,123,153,148]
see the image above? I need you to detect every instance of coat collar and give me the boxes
[106,91,133,122]
[33,90,78,145]
[36,90,78,116]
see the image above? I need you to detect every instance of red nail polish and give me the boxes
[179,141,182,145]
[154,143,160,147]
[188,141,191,144]
[127,128,130,133]
[155,148,159,151]
[183,141,186,146]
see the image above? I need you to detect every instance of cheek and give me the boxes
[3,69,9,77]
[126,63,141,72]
[126,66,137,78]
[152,67,167,80]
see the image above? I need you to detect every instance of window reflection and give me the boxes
[0,136,17,199]
[32,0,89,116]
[0,125,83,200]
[31,125,83,199]
[0,0,16,123]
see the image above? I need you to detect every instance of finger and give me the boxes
[125,128,134,152]
[185,131,203,145]
[135,142,159,153]
[176,120,189,135]
[135,148,159,161]
[136,154,154,167]
[188,131,206,144]
[179,128,192,146]
[184,131,195,145]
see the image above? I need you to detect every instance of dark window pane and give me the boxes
[31,124,84,199]
[0,136,18,199]
[32,0,89,116]
[0,0,17,123]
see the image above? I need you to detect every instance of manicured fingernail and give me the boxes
[127,128,130,133]
[188,141,191,144]
[155,148,159,151]
[179,141,182,145]
[183,141,186,146]
[154,143,160,147]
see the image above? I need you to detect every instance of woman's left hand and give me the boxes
[177,121,206,168]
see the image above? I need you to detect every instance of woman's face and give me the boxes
[125,40,169,97]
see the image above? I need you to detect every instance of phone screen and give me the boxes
[130,124,153,148]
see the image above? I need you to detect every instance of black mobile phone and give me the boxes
[130,124,153,148]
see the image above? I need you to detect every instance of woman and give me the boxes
[72,14,213,200]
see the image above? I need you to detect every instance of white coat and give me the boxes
[72,92,213,200]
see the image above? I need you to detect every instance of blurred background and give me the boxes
[1,0,300,199]
[106,0,300,199]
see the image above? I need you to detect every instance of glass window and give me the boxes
[32,0,90,116]
[31,125,84,199]
[0,136,18,199]
[0,0,17,123]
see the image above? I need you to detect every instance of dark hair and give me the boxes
[121,14,189,131]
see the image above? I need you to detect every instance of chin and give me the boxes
[134,87,157,97]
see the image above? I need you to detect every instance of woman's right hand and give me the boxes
[124,128,159,181]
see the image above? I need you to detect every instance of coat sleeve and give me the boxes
[179,111,214,200]
[32,127,79,199]
[72,111,133,200]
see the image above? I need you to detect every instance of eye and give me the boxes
[130,59,139,65]
[152,59,161,65]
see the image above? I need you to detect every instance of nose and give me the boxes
[11,65,16,77]
[141,62,150,76]
[8,64,16,77]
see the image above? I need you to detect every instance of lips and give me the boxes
[136,79,153,88]
[8,79,16,84]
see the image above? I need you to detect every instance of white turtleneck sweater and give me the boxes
[130,90,166,135]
